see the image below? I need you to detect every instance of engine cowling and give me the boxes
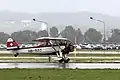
[62,43,74,54]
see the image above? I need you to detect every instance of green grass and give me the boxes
[0,68,120,80]
[76,49,120,52]
[67,53,120,57]
[1,52,120,63]
[1,49,120,57]
[1,53,120,57]
[0,54,42,57]
[71,58,120,63]
[0,58,120,63]
[1,54,120,63]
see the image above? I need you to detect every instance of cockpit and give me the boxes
[34,39,68,47]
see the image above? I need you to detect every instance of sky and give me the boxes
[0,0,120,16]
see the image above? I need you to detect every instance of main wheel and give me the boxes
[59,58,64,63]
[64,58,70,63]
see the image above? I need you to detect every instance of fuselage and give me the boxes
[6,37,74,56]
[10,46,65,55]
[6,37,74,63]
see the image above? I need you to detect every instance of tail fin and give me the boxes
[6,38,19,50]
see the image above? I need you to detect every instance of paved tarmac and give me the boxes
[0,56,120,59]
[0,63,120,69]
[1,50,120,54]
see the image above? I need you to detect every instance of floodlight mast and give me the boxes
[33,18,49,37]
[90,17,106,44]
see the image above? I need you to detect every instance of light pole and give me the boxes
[90,17,106,44]
[33,18,49,36]
[33,18,51,62]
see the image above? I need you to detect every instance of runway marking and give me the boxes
[0,57,120,59]
[0,63,120,69]
[71,51,120,54]
[1,51,120,54]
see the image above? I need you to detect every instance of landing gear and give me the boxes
[59,58,64,63]
[64,58,70,63]
[58,58,70,63]
[14,53,19,57]
[58,54,70,63]
[57,51,70,63]
[49,40,72,63]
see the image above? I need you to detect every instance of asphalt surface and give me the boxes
[0,51,120,69]
[1,50,120,54]
[0,63,120,69]
[0,56,120,60]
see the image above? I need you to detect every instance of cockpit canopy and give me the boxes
[32,37,72,47]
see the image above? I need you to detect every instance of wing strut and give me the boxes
[48,40,70,63]
[48,40,60,58]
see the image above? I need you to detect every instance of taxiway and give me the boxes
[0,63,120,69]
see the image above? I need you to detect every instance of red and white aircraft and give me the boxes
[6,37,74,63]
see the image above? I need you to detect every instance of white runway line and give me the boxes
[73,63,120,69]
[0,63,120,69]
[71,51,120,54]
[0,51,12,54]
[0,57,120,59]
[1,51,120,54]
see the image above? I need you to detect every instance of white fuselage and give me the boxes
[11,46,65,55]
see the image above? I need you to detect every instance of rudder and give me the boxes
[6,38,19,50]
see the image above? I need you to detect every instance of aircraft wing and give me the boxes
[33,37,69,41]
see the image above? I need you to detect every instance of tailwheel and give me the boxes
[64,58,70,63]
[14,53,19,57]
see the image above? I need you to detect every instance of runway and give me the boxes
[1,56,120,59]
[1,63,120,69]
[1,50,120,54]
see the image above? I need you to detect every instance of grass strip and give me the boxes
[0,68,120,80]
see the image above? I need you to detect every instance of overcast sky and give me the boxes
[0,0,120,16]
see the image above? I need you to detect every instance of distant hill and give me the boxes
[0,11,120,34]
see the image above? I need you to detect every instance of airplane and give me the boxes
[6,37,74,63]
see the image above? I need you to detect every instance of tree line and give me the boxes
[0,26,120,44]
